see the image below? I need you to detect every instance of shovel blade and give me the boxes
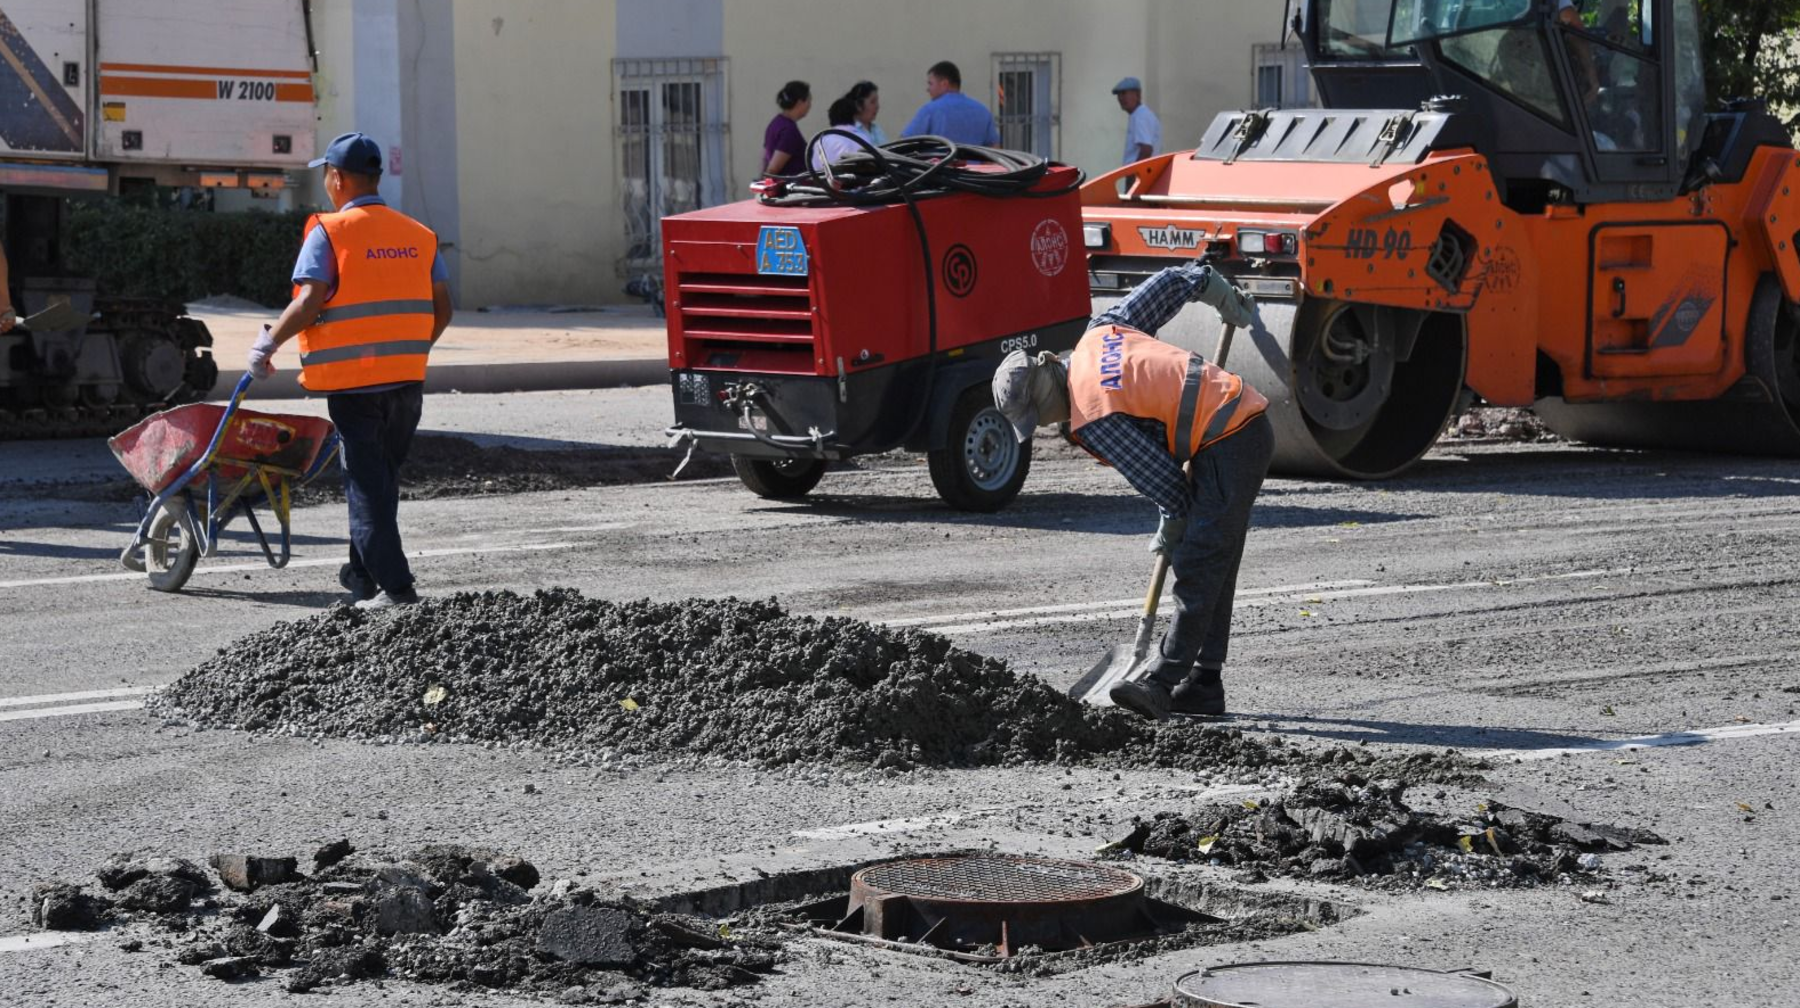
[20,301,84,333]
[1068,642,1150,707]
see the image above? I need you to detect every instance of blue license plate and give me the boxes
[755,226,809,276]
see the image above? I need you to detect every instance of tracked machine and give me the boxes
[1082,0,1800,477]
[0,0,316,438]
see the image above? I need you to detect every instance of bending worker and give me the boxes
[992,261,1270,720]
[247,131,453,610]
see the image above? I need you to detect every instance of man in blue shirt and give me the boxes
[901,61,1001,147]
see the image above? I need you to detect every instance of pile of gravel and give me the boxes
[1104,774,1665,890]
[152,589,1483,782]
[30,842,777,998]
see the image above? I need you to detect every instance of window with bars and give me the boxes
[615,58,729,270]
[993,53,1059,157]
[1252,44,1314,109]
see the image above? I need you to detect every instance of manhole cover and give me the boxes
[1173,962,1518,1008]
[838,854,1175,957]
[855,854,1143,903]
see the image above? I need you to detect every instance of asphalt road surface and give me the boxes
[1,388,1796,1007]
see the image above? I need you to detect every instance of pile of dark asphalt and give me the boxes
[29,842,777,998]
[152,589,1482,783]
[1106,774,1665,890]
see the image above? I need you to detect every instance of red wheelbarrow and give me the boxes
[110,374,341,592]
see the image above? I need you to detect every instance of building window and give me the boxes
[1252,43,1313,109]
[615,57,729,270]
[993,52,1059,157]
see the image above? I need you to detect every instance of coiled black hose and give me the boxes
[755,132,1083,453]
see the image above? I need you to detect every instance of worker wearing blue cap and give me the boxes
[247,131,453,610]
[1113,77,1161,166]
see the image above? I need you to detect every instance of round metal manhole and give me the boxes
[1173,962,1518,1008]
[854,854,1143,904]
[840,855,1165,956]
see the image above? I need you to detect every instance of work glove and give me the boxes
[1149,514,1188,556]
[247,325,278,380]
[1193,266,1257,330]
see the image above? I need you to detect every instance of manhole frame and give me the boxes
[642,848,1352,974]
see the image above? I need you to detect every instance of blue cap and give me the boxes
[1112,76,1143,94]
[309,131,384,174]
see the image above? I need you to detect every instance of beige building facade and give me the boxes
[305,0,1298,308]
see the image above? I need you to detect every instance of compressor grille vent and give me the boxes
[676,272,815,344]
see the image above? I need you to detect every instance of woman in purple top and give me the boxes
[762,80,811,175]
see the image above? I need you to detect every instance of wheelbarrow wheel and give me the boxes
[143,497,201,592]
[732,455,826,500]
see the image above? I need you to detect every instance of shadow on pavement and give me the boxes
[1237,713,1607,753]
[760,491,1429,535]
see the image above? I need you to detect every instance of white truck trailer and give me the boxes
[0,0,316,436]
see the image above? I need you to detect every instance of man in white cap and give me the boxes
[992,262,1270,721]
[1113,77,1161,165]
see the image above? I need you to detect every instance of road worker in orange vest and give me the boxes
[993,261,1271,720]
[248,132,453,609]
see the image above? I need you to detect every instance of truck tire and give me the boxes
[928,385,1032,512]
[732,455,827,500]
[143,497,201,593]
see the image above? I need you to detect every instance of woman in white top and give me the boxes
[809,96,863,170]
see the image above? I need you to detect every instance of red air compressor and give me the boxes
[662,140,1091,511]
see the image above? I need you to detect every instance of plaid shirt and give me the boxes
[1074,263,1216,519]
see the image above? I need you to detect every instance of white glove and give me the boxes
[1194,266,1256,330]
[247,325,278,379]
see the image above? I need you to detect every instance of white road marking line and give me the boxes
[881,581,1373,628]
[918,568,1629,635]
[0,932,94,954]
[0,699,146,723]
[1503,718,1800,761]
[0,686,152,709]
[0,541,578,590]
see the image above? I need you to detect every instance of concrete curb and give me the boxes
[211,359,669,400]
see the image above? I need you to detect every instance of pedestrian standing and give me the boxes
[810,95,862,170]
[846,80,887,147]
[762,81,812,175]
[991,261,1267,721]
[1113,76,1161,165]
[900,61,1000,146]
[246,131,452,610]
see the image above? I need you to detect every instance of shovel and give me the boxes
[1069,322,1237,705]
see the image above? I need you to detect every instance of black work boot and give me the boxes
[1170,668,1226,716]
[338,562,377,602]
[1108,678,1172,721]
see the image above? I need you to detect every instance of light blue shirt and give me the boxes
[291,194,449,299]
[901,91,1001,146]
[291,194,446,394]
[851,121,888,147]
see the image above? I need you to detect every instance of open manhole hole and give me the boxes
[647,851,1349,972]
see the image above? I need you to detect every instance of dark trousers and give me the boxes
[327,384,423,594]
[1147,412,1274,685]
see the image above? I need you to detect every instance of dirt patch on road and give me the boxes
[30,843,777,999]
[1105,774,1665,891]
[152,589,1483,784]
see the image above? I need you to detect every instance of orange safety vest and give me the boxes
[1067,324,1267,460]
[295,203,438,392]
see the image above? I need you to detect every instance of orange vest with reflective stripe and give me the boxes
[295,204,437,392]
[1067,324,1267,460]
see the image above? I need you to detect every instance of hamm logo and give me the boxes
[1137,225,1203,250]
[366,247,421,259]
